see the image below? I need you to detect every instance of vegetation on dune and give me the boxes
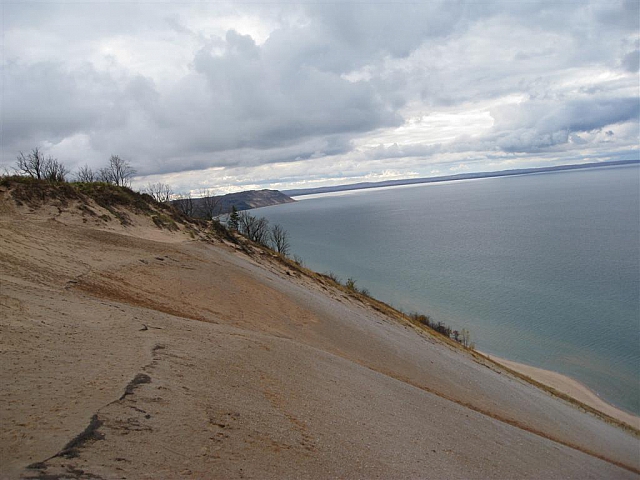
[315,272,472,348]
[408,313,474,349]
[228,206,240,231]
[15,148,69,182]
[151,213,179,231]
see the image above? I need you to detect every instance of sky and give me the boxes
[2,1,639,195]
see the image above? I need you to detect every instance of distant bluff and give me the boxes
[172,189,295,218]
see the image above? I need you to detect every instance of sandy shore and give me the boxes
[482,352,640,430]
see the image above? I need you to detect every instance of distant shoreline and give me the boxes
[284,159,640,197]
[480,351,640,430]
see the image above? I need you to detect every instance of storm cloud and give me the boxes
[2,1,638,193]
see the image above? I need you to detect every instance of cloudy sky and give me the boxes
[2,1,639,194]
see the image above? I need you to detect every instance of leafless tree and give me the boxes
[239,212,270,244]
[199,188,222,219]
[43,158,69,182]
[76,164,96,183]
[146,182,173,203]
[175,192,194,216]
[270,223,290,256]
[16,149,68,182]
[252,217,270,245]
[16,148,47,179]
[460,328,471,349]
[97,167,113,183]
[105,155,136,187]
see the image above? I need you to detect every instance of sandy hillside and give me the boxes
[0,182,638,479]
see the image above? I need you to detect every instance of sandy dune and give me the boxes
[1,188,638,479]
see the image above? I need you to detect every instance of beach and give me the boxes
[481,353,640,430]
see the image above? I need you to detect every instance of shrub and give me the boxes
[323,271,341,284]
[152,214,179,231]
[408,311,473,348]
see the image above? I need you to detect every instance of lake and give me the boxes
[257,164,640,415]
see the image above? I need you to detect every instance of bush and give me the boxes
[74,182,152,215]
[4,176,78,206]
[409,312,472,348]
[152,214,179,231]
[323,271,341,284]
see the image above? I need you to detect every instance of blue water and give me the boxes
[257,165,640,415]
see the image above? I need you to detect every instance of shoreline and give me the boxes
[284,160,639,197]
[481,351,639,430]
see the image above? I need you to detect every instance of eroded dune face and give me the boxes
[1,188,638,480]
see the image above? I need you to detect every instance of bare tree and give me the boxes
[43,158,69,182]
[106,155,136,187]
[146,182,173,203]
[460,328,471,349]
[199,188,222,219]
[16,148,46,179]
[175,192,194,216]
[270,223,290,256]
[76,164,96,183]
[16,149,68,182]
[239,212,270,244]
[238,211,254,237]
[97,167,113,183]
[252,217,270,245]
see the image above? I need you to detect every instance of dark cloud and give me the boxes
[189,29,400,149]
[4,61,128,146]
[492,97,639,140]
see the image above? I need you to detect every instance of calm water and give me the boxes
[257,165,640,415]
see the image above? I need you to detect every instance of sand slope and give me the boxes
[0,190,638,479]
